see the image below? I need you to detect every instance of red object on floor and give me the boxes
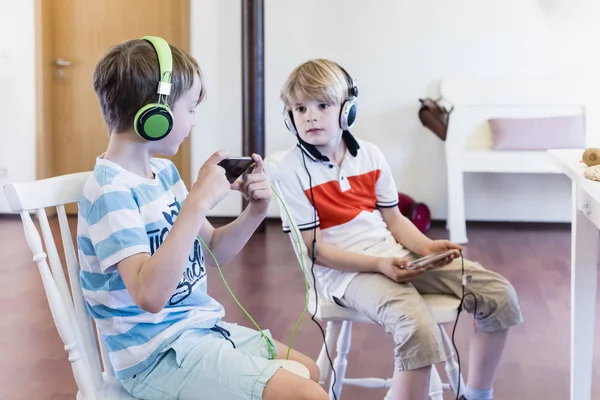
[397,193,431,233]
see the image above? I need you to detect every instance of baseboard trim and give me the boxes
[0,214,22,221]
[206,217,571,231]
[207,216,284,227]
[430,219,570,230]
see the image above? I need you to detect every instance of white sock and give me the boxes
[464,385,493,400]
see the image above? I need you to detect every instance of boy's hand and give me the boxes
[420,240,463,267]
[423,240,463,254]
[376,257,425,283]
[232,153,271,215]
[191,150,231,211]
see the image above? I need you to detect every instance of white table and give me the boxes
[548,149,600,400]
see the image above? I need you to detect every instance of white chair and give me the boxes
[3,171,309,400]
[266,152,465,400]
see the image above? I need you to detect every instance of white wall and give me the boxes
[0,0,36,213]
[191,0,599,222]
[2,1,597,220]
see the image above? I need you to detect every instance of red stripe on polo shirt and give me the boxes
[305,170,381,229]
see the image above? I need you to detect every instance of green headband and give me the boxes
[142,35,173,96]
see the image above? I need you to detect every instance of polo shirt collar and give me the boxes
[296,130,360,162]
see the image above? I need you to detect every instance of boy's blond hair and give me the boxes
[280,59,352,107]
[93,39,206,134]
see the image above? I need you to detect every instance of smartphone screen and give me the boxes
[409,250,458,270]
[218,157,254,183]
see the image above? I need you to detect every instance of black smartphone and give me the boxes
[218,157,254,183]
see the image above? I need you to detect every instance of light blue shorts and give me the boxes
[120,321,280,400]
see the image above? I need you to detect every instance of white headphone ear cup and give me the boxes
[283,107,298,135]
[339,99,357,130]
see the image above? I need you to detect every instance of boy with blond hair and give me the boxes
[77,36,328,400]
[276,58,524,400]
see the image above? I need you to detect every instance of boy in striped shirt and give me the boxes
[77,37,327,400]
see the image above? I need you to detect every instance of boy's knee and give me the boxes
[473,274,524,331]
[392,317,445,370]
[263,369,328,400]
[495,278,523,324]
[305,359,321,383]
[498,278,520,310]
[278,379,328,400]
[398,318,441,349]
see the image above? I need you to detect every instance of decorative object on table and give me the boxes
[582,148,600,167]
[582,148,600,182]
[398,193,431,233]
[418,97,454,141]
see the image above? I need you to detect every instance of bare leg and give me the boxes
[263,369,328,400]
[391,365,431,400]
[262,340,328,400]
[274,340,321,382]
[467,328,509,390]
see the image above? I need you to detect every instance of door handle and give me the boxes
[55,58,72,67]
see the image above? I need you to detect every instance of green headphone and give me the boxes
[134,36,174,141]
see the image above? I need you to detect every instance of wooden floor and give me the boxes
[1,215,599,400]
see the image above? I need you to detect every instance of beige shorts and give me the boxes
[336,254,523,371]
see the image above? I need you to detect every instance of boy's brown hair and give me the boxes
[93,39,205,134]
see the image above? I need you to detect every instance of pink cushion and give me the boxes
[489,115,586,150]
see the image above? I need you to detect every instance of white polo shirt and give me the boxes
[277,133,410,300]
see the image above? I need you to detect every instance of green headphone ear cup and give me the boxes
[134,103,174,141]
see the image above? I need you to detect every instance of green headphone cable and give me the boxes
[172,184,310,361]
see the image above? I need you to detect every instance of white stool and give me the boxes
[314,295,463,400]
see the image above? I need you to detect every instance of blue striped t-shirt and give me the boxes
[77,156,225,379]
